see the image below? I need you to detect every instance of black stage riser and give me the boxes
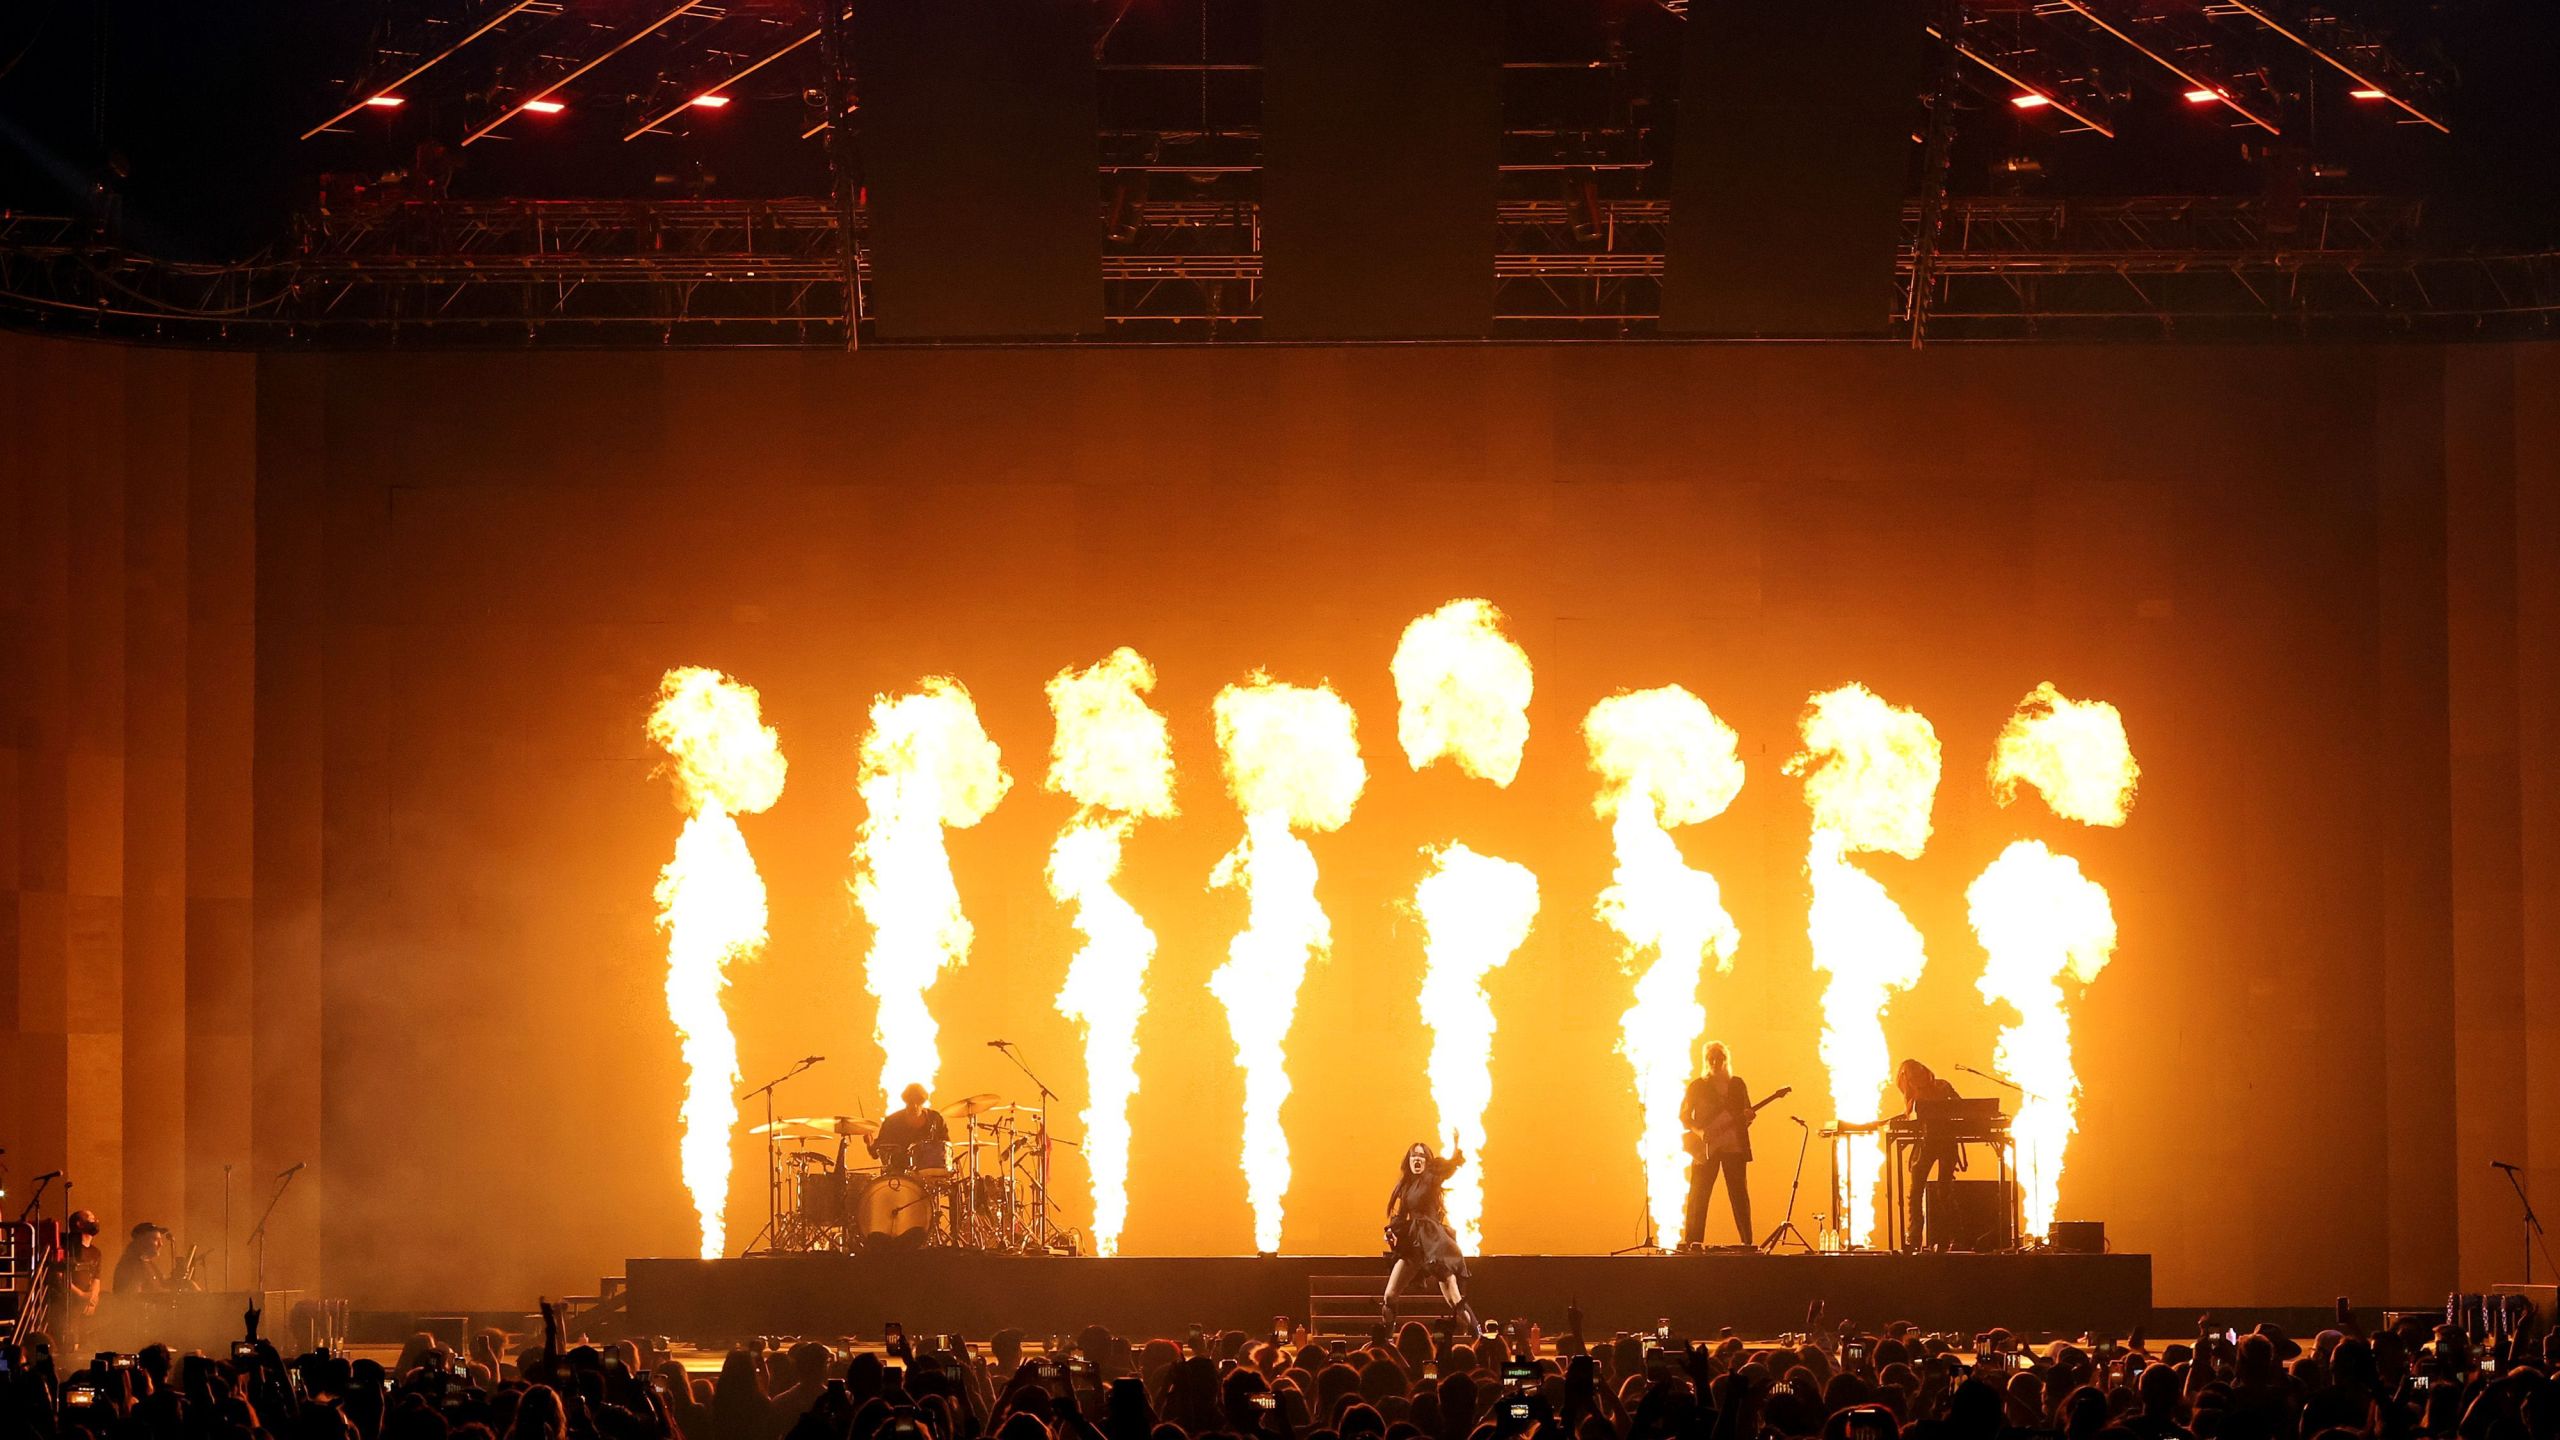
[624,1254,2151,1343]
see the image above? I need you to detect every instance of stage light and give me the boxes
[523,98,566,115]
[364,95,406,109]
[2011,93,2053,109]
[690,94,730,109]
[2350,87,2388,100]
[2183,88,2222,104]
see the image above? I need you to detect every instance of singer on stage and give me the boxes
[1381,1143,1478,1332]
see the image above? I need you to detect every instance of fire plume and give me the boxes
[1990,681,2140,826]
[1412,843,1539,1252]
[1392,598,1534,786]
[853,678,1011,1103]
[1207,675,1366,1252]
[1394,598,1538,1252]
[1044,648,1178,1257]
[1785,683,1940,1246]
[1584,687,1744,1246]
[647,667,787,1259]
[1975,682,2137,1237]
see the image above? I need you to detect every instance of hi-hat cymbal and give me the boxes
[939,1093,1005,1117]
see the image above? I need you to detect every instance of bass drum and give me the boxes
[859,1174,935,1250]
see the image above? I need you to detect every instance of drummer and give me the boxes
[869,1083,950,1175]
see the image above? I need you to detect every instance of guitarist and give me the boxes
[1680,1041,1781,1250]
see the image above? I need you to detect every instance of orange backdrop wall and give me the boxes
[12,335,2560,1314]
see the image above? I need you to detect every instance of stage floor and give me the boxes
[623,1251,2151,1342]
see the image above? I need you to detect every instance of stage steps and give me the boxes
[562,1276,631,1340]
[1308,1273,1455,1338]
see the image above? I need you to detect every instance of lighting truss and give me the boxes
[4,195,2551,347]
[301,0,2447,153]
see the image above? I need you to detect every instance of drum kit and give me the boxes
[747,1094,1077,1255]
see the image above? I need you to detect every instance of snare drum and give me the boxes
[860,1174,935,1249]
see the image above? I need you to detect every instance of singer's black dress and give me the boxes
[1386,1154,1469,1283]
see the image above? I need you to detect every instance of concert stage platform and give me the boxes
[623,1251,2151,1342]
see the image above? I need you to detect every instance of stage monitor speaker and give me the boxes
[1661,0,1927,336]
[854,0,1102,339]
[1923,1179,2017,1253]
[1260,0,1501,339]
[2048,1220,2107,1255]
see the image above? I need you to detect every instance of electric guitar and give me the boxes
[1685,1085,1793,1157]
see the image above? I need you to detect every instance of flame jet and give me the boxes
[1784,683,1941,1247]
[1394,597,1540,1250]
[1044,648,1178,1258]
[647,667,788,1259]
[1411,843,1539,1251]
[1207,675,1366,1253]
[1583,687,1745,1247]
[1974,682,2138,1237]
[853,678,1011,1103]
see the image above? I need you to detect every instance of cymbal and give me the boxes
[750,1115,878,1138]
[939,1093,1005,1117]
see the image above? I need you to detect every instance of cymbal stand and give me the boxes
[991,1041,1061,1251]
[957,1112,989,1249]
[737,1055,821,1257]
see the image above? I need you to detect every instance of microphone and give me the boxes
[988,1039,1011,1049]
[1790,1116,1809,1129]
[277,1162,306,1180]
[800,1055,825,1067]
[2493,1160,2521,1172]
[34,1171,62,1181]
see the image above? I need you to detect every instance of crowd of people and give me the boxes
[2,1300,2550,1440]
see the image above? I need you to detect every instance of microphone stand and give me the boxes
[738,1056,821,1257]
[14,1174,55,1225]
[248,1168,300,1305]
[1954,1063,2019,1094]
[223,1164,235,1291]
[2495,1163,2558,1284]
[1761,1118,1817,1254]
[991,1042,1060,1251]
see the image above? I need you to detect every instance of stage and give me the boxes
[621,1251,2152,1342]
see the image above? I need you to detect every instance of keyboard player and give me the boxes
[1893,1058,1963,1251]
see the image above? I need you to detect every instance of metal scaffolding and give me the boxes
[3,194,2551,347]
